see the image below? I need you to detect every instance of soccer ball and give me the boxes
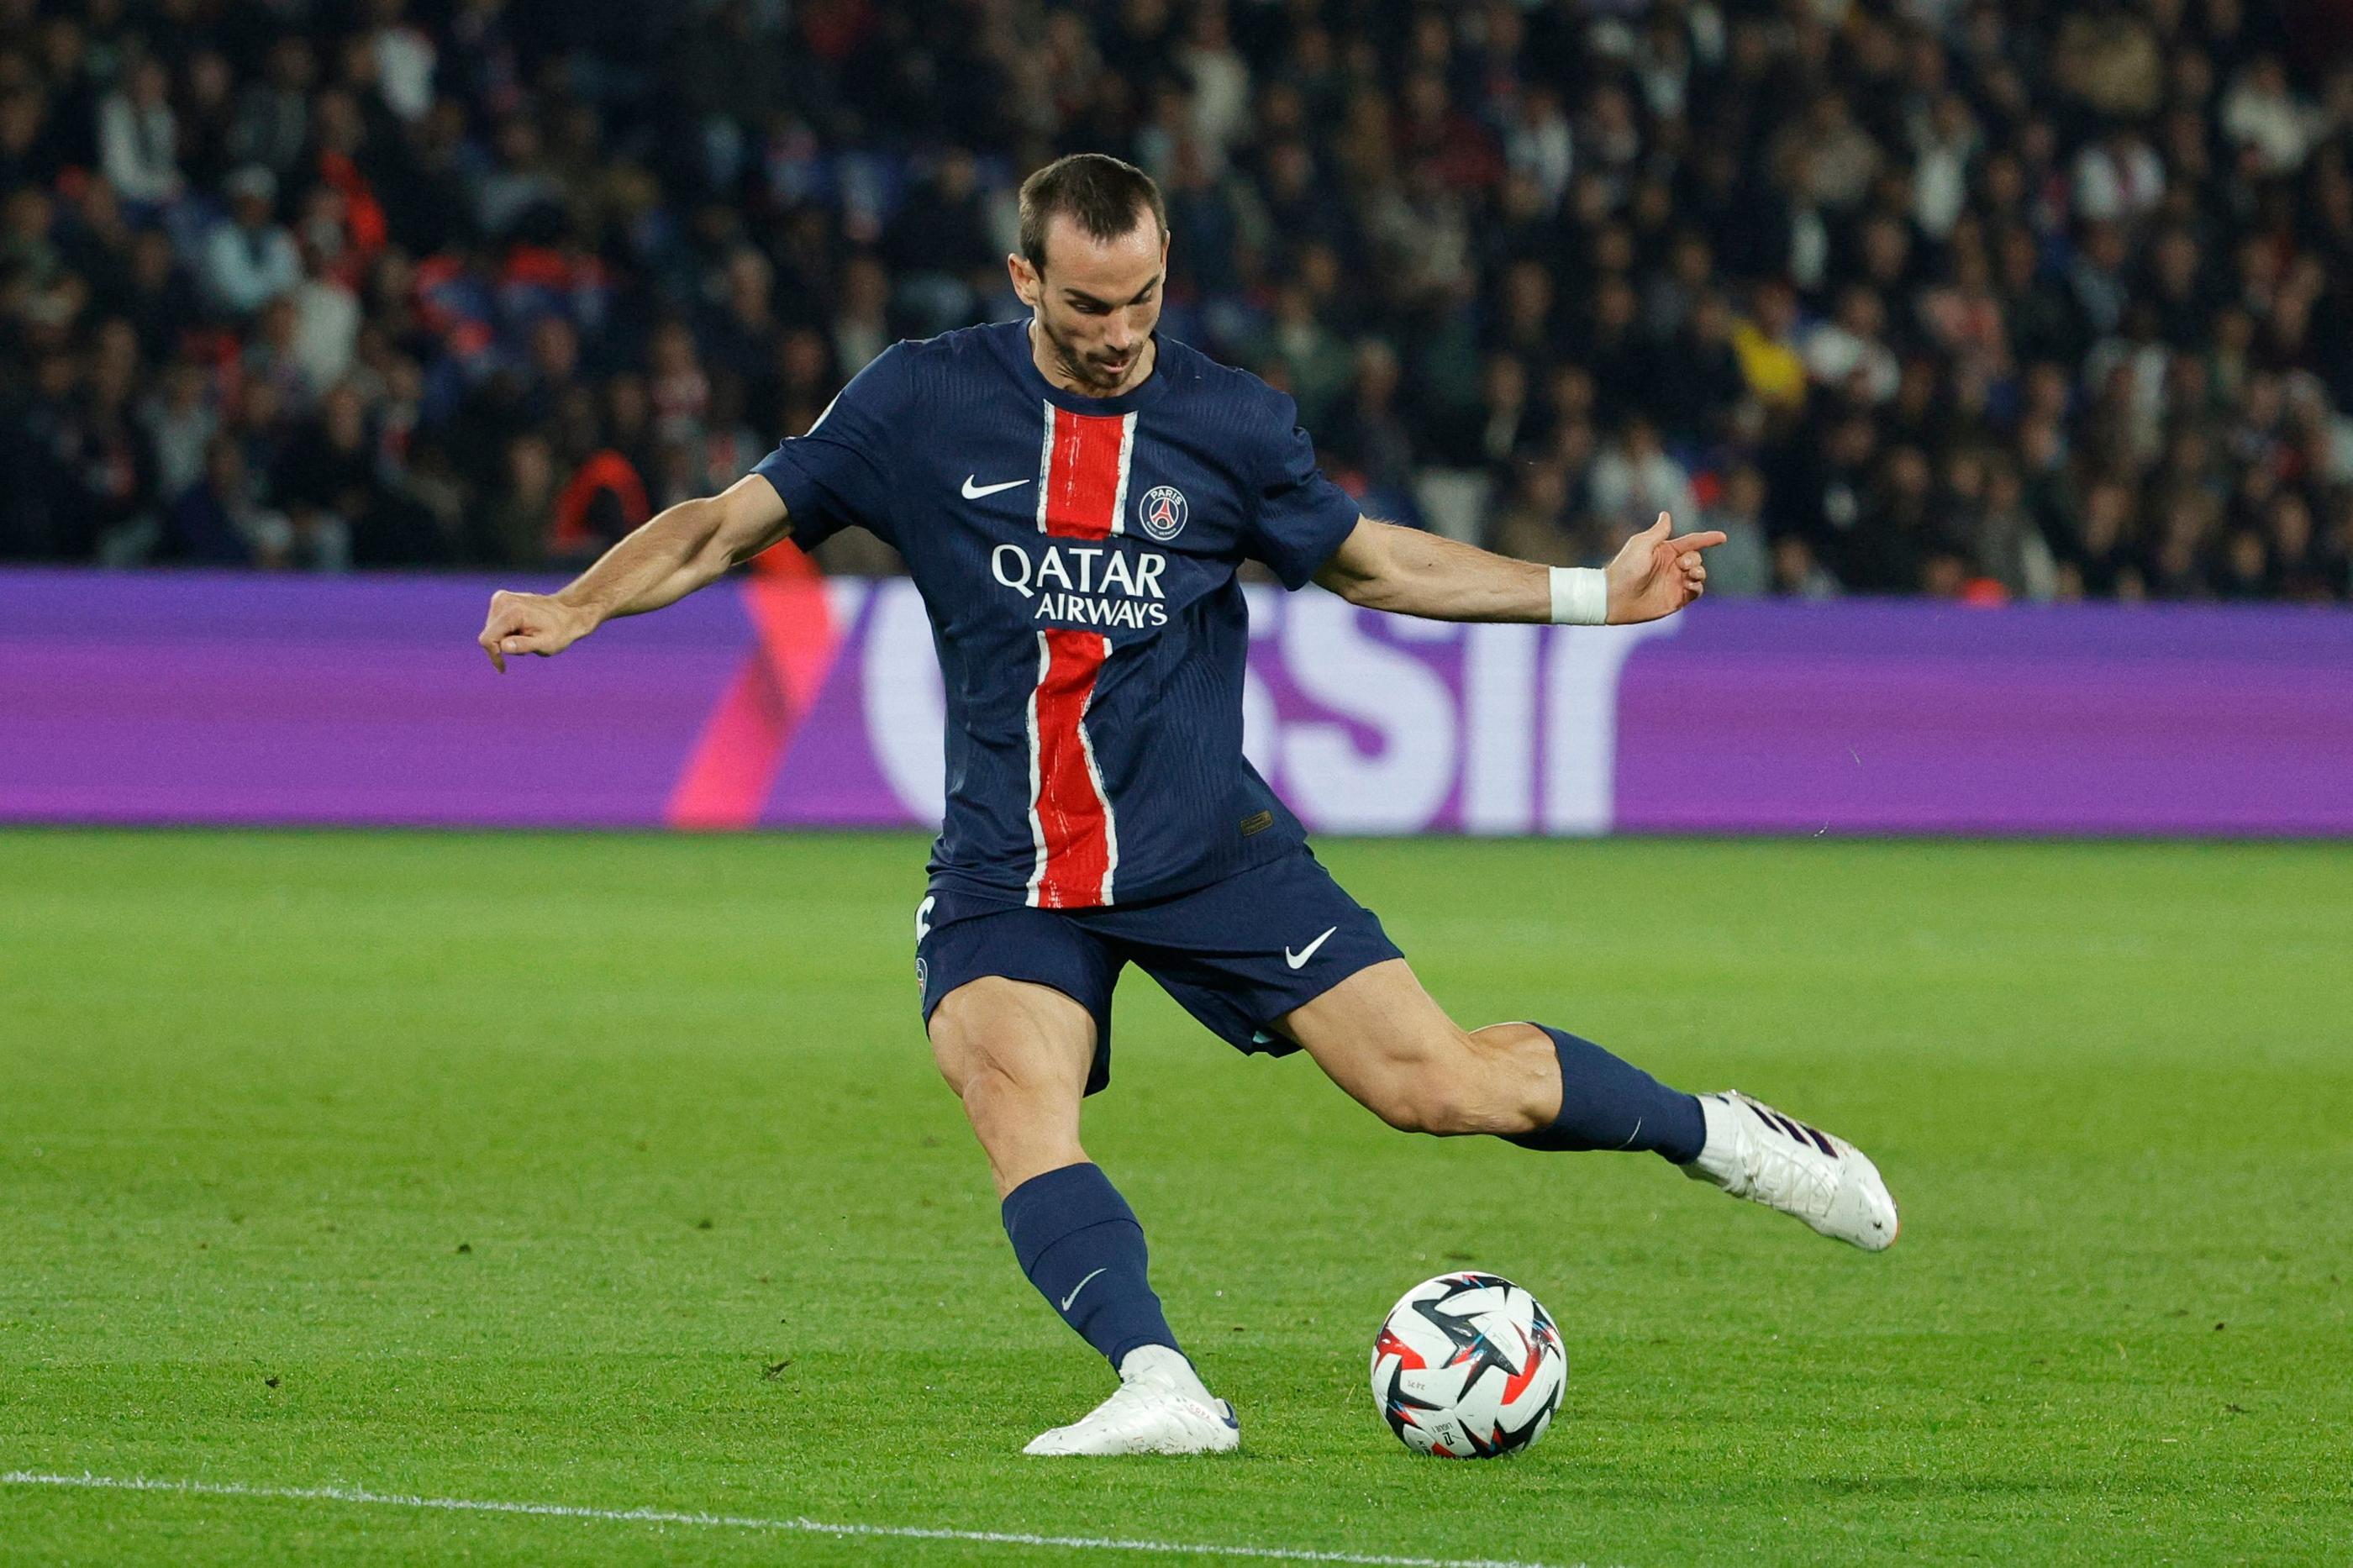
[1370,1271,1566,1458]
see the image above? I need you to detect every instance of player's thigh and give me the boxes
[1273,960,1551,1132]
[926,976,1098,1107]
[1271,958,1464,1100]
[919,900,1122,1096]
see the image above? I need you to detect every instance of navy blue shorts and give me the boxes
[916,850,1403,1095]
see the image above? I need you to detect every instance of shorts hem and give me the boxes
[1230,946,1403,1056]
[920,970,1101,1032]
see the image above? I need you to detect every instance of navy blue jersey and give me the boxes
[752,320,1362,909]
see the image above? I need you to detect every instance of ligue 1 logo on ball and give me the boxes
[1137,484,1187,541]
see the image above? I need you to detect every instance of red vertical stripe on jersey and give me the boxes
[1024,400,1129,905]
[1036,406,1128,539]
[1027,629,1117,908]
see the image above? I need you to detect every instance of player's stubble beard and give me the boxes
[1031,314,1153,398]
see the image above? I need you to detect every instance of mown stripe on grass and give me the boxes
[2,1471,1587,1567]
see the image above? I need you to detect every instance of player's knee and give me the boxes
[933,1022,1079,1124]
[934,1045,1046,1125]
[950,1059,1072,1150]
[951,1060,1020,1128]
[928,1019,982,1097]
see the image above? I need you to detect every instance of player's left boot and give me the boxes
[1682,1091,1898,1251]
[1022,1347,1240,1457]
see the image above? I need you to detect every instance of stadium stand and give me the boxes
[0,0,2348,602]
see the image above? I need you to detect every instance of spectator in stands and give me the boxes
[831,252,893,390]
[477,430,555,569]
[96,53,178,208]
[1803,285,1902,406]
[174,50,239,195]
[2222,56,2322,175]
[473,113,560,241]
[1699,466,1774,599]
[1733,281,1808,413]
[271,381,375,570]
[168,434,287,566]
[366,0,437,126]
[229,36,313,178]
[1249,282,1351,434]
[1588,416,1698,538]
[139,357,214,505]
[2072,119,2166,226]
[1490,456,1585,568]
[202,165,297,318]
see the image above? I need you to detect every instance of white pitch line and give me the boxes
[2,1471,1579,1568]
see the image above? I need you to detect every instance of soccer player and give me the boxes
[477,155,1898,1457]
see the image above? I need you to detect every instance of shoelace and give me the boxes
[1731,1124,1841,1218]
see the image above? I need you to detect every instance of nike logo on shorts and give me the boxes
[1059,1266,1107,1311]
[962,475,1030,499]
[1285,927,1339,970]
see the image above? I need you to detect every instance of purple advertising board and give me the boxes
[2,568,2348,835]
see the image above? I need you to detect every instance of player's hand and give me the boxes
[1604,512,1725,625]
[477,589,597,672]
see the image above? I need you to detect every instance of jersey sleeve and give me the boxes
[1243,393,1364,590]
[751,344,913,550]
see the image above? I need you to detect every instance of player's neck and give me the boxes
[1028,318,1156,400]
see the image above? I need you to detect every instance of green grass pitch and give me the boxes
[2,829,2348,1565]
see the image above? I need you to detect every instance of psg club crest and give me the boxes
[1137,485,1188,542]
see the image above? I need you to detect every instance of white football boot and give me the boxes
[1683,1091,1899,1251]
[1023,1346,1240,1457]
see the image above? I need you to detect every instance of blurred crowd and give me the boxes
[3,0,2351,602]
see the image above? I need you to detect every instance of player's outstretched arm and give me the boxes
[1311,512,1723,627]
[476,474,791,671]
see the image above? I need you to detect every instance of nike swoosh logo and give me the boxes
[1059,1267,1107,1312]
[962,475,1031,500]
[1284,927,1339,970]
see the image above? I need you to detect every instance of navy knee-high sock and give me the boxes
[1001,1162,1181,1369]
[1506,1025,1706,1164]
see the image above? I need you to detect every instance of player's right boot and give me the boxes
[1683,1091,1898,1251]
[1022,1347,1240,1457]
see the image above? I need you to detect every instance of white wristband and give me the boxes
[1548,566,1609,626]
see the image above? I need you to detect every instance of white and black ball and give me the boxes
[1370,1272,1566,1458]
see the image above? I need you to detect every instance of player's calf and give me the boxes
[1345,1028,1549,1138]
[1280,976,1564,1138]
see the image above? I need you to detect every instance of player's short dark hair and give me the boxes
[1018,154,1166,276]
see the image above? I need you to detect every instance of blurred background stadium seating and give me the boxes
[1,0,2350,603]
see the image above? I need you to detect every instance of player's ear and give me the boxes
[1008,251,1037,308]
